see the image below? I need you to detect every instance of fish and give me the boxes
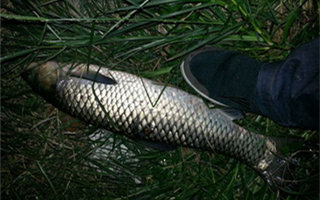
[22,61,296,193]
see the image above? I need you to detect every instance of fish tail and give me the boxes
[261,155,297,194]
[260,138,319,199]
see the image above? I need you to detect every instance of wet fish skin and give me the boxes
[23,61,278,182]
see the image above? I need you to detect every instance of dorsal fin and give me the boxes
[70,70,117,85]
[136,131,176,151]
[138,140,177,151]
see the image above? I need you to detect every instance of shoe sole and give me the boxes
[180,56,229,107]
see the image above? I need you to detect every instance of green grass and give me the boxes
[1,0,319,199]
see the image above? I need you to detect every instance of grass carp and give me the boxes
[22,61,297,194]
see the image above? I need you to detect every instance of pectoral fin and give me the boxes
[70,70,117,85]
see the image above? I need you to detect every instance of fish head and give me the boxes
[22,61,62,96]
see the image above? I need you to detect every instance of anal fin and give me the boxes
[215,107,245,121]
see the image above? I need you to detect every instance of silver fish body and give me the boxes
[23,61,281,186]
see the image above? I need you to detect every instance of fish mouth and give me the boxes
[22,61,61,95]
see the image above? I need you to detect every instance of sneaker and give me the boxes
[180,46,262,114]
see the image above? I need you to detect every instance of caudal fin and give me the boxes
[260,141,319,199]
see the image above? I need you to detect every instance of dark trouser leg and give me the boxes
[256,38,319,130]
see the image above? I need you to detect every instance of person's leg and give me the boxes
[181,38,319,130]
[256,38,319,130]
